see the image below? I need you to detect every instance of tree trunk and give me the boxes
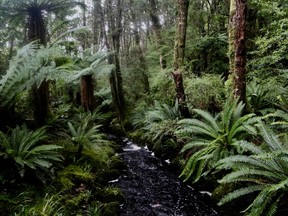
[105,0,126,122]
[28,8,51,126]
[228,0,236,79]
[172,70,190,118]
[172,0,190,118]
[32,81,51,125]
[148,0,166,69]
[80,1,95,112]
[130,0,150,94]
[81,75,95,112]
[233,0,247,103]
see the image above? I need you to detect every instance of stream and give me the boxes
[110,137,219,216]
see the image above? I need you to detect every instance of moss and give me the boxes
[102,201,120,216]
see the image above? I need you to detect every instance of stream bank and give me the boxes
[110,137,219,216]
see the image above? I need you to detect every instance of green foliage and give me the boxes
[184,74,225,110]
[131,100,180,146]
[71,50,115,81]
[130,100,182,159]
[68,122,103,150]
[132,100,181,129]
[246,80,273,113]
[217,124,288,216]
[0,42,70,106]
[87,201,103,216]
[248,1,288,81]
[177,99,257,183]
[27,193,64,216]
[186,34,228,75]
[0,125,62,178]
[57,165,94,190]
[149,68,175,102]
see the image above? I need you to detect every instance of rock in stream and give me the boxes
[111,137,219,216]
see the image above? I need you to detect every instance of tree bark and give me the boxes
[28,7,51,126]
[105,0,126,121]
[172,0,190,118]
[148,0,166,69]
[233,0,247,103]
[130,0,150,94]
[173,0,189,69]
[80,1,95,112]
[81,75,95,112]
[228,0,236,78]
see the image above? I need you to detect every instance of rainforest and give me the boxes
[0,0,288,215]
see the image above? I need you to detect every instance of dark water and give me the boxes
[111,137,219,216]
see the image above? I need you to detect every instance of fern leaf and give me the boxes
[218,185,265,205]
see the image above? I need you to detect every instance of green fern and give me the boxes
[70,50,115,81]
[247,80,271,113]
[177,99,257,183]
[66,118,107,159]
[57,164,94,190]
[0,42,70,106]
[0,125,62,177]
[131,100,181,145]
[217,124,288,216]
[28,193,64,216]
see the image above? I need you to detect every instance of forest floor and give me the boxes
[110,137,219,216]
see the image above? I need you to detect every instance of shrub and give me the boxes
[184,74,225,111]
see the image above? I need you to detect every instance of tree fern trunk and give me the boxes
[28,6,51,126]
[80,2,95,112]
[81,75,95,112]
[32,81,51,126]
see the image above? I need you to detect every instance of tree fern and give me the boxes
[217,124,288,216]
[177,99,257,183]
[70,51,115,81]
[0,42,70,106]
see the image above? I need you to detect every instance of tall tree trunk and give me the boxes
[148,0,166,69]
[233,0,247,102]
[228,0,236,79]
[28,8,51,126]
[105,0,126,122]
[81,1,95,112]
[130,0,150,94]
[172,0,190,118]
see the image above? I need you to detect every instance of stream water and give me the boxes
[110,137,219,216]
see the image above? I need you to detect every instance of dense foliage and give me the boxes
[0,0,288,215]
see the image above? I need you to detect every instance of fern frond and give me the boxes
[218,185,265,205]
